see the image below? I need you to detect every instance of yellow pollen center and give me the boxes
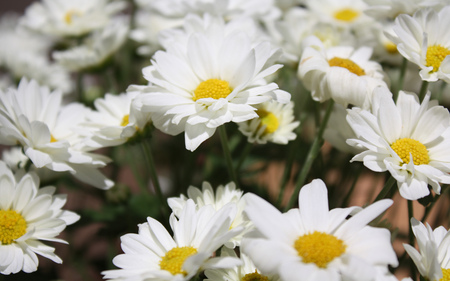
[256,109,279,134]
[121,114,130,127]
[334,8,360,22]
[294,231,346,268]
[385,42,398,54]
[328,57,366,76]
[160,246,198,275]
[440,268,450,281]
[0,210,27,245]
[64,10,82,25]
[390,138,429,165]
[242,270,269,281]
[426,45,450,72]
[50,134,58,143]
[193,79,232,101]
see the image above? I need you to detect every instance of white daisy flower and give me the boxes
[363,0,446,20]
[0,161,80,275]
[241,179,398,281]
[167,182,251,248]
[0,78,113,189]
[83,90,152,148]
[298,36,388,109]
[385,6,450,83]
[204,247,281,281]
[21,0,126,37]
[403,218,450,281]
[346,87,450,200]
[237,101,299,145]
[53,17,129,72]
[102,199,243,281]
[0,14,73,94]
[134,15,290,151]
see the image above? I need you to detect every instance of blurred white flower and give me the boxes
[403,218,450,281]
[0,78,113,189]
[363,0,446,20]
[21,0,126,37]
[102,200,243,281]
[346,87,450,200]
[0,161,79,275]
[53,17,129,72]
[83,90,151,148]
[298,36,388,109]
[134,15,290,151]
[241,179,398,281]
[238,101,299,145]
[385,6,450,83]
[168,181,252,248]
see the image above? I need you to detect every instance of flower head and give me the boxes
[403,218,450,281]
[0,161,79,275]
[134,15,290,151]
[346,87,450,200]
[102,199,243,281]
[241,179,398,281]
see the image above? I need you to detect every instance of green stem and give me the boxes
[373,175,396,202]
[395,58,408,102]
[127,144,148,193]
[408,200,416,281]
[418,80,429,102]
[236,141,253,171]
[219,125,239,188]
[141,138,167,218]
[284,99,335,211]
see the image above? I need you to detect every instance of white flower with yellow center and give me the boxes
[53,17,129,72]
[83,90,151,148]
[385,6,450,83]
[204,247,281,281]
[134,16,290,151]
[298,36,388,109]
[0,78,113,189]
[102,199,243,281]
[403,218,450,281]
[168,182,251,248]
[21,0,126,37]
[238,101,299,145]
[346,87,450,200]
[0,161,80,275]
[241,179,398,281]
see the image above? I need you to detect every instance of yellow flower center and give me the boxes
[334,8,360,22]
[159,246,198,276]
[328,57,366,76]
[390,138,429,165]
[384,42,398,54]
[0,210,27,245]
[64,9,82,25]
[242,270,269,281]
[121,114,130,127]
[193,79,232,101]
[294,231,346,268]
[50,134,58,142]
[426,45,450,72]
[440,268,450,281]
[256,109,279,135]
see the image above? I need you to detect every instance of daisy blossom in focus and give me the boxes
[0,161,79,275]
[135,15,290,151]
[204,247,281,281]
[298,36,388,109]
[0,78,113,189]
[168,182,251,248]
[346,87,450,200]
[21,0,126,37]
[403,218,450,281]
[385,6,450,83]
[83,90,151,149]
[102,199,243,281]
[238,101,299,145]
[53,17,129,72]
[241,179,398,281]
